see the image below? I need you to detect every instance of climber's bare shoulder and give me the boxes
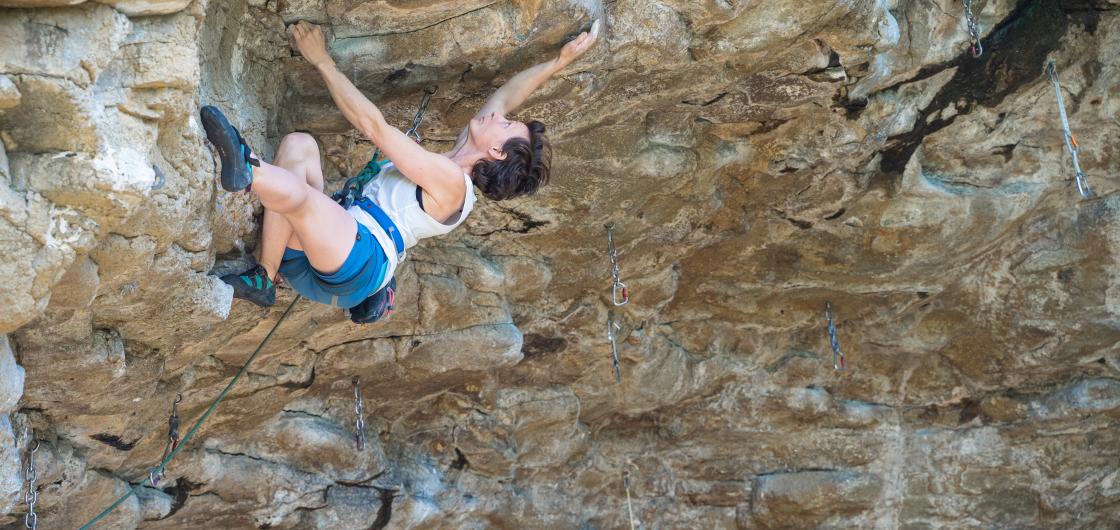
[376,124,465,214]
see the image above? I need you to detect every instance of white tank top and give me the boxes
[347,161,477,290]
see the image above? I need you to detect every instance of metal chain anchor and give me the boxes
[404,86,438,144]
[825,302,846,371]
[608,311,623,384]
[364,85,437,170]
[623,468,636,530]
[964,0,983,58]
[24,439,39,530]
[353,376,366,450]
[606,225,629,306]
[1047,61,1092,198]
[151,394,182,487]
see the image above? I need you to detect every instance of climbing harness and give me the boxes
[79,296,301,530]
[353,376,366,450]
[964,0,983,58]
[623,468,636,530]
[608,311,623,384]
[825,301,846,371]
[1047,61,1092,198]
[606,225,629,306]
[333,86,438,210]
[151,394,182,487]
[333,155,381,211]
[23,439,38,530]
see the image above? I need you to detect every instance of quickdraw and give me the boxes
[151,394,182,487]
[353,376,366,450]
[964,0,983,58]
[23,438,38,530]
[825,301,846,371]
[606,225,629,306]
[1047,61,1092,198]
[608,311,623,384]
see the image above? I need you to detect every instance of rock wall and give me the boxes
[1,0,1120,528]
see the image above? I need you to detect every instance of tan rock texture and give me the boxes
[2,0,1120,528]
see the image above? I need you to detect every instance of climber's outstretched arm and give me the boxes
[290,22,386,141]
[291,22,462,193]
[474,19,601,118]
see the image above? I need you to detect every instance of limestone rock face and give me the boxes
[2,0,1120,528]
[0,337,24,515]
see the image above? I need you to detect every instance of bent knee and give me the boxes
[278,132,320,159]
[276,132,325,192]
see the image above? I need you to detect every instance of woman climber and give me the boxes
[203,19,601,322]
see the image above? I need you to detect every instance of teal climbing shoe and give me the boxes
[348,277,396,324]
[221,264,276,308]
[200,105,258,192]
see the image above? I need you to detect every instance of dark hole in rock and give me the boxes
[89,433,138,451]
[164,479,197,518]
[958,399,982,425]
[372,488,398,530]
[522,334,567,359]
[451,447,469,470]
[788,218,813,229]
[828,50,841,68]
[991,144,1017,162]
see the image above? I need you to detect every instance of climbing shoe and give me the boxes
[200,105,258,192]
[221,264,276,308]
[348,277,396,324]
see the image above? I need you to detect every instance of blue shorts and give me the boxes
[279,222,387,308]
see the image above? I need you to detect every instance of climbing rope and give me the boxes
[1047,61,1092,198]
[825,301,846,371]
[23,439,38,530]
[623,468,636,530]
[607,310,622,384]
[964,0,982,58]
[78,296,301,530]
[353,376,366,450]
[606,225,629,306]
[150,394,182,487]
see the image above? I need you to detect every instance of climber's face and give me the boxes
[469,111,530,161]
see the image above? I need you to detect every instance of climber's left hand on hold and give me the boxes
[558,19,601,66]
[291,21,334,69]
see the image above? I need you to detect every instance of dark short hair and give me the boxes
[471,120,551,201]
